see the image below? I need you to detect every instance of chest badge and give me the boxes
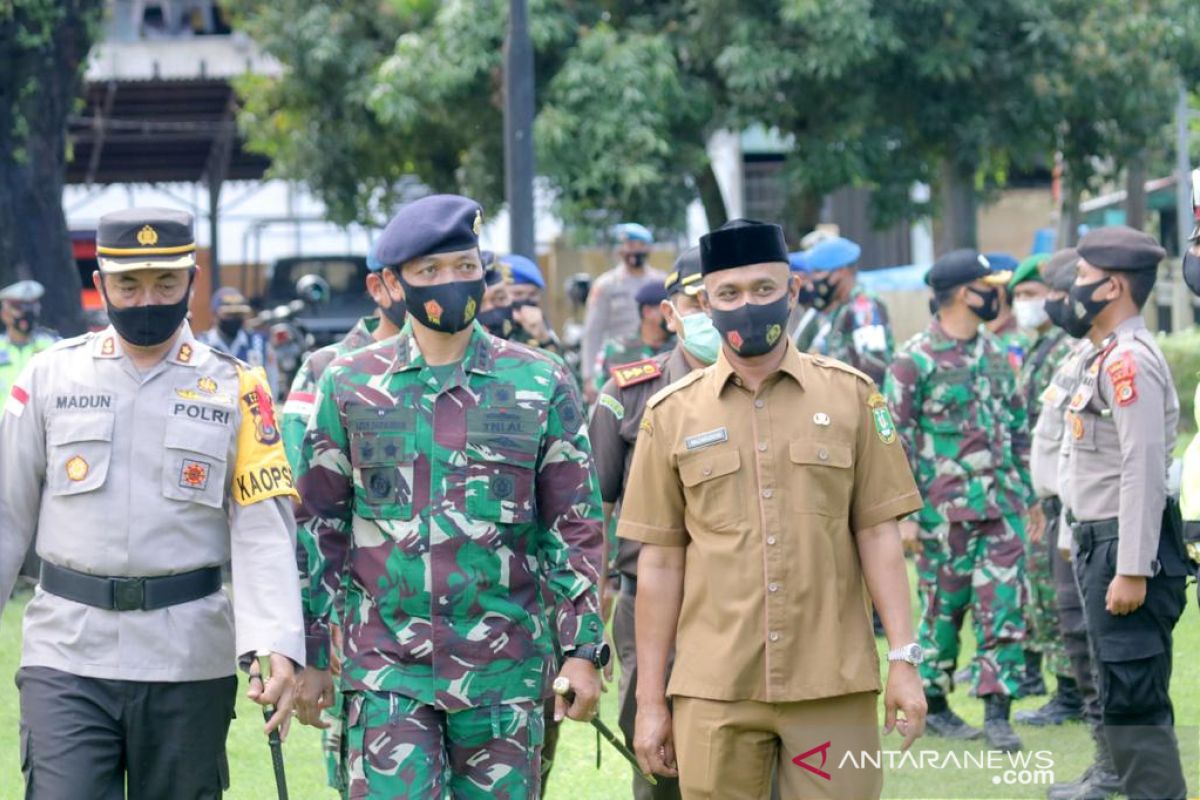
[1070,413,1084,440]
[180,459,211,490]
[197,376,218,395]
[685,427,728,451]
[813,412,831,426]
[65,456,89,482]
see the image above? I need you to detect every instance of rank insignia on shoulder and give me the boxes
[176,343,193,364]
[101,336,116,357]
[1105,353,1138,407]
[611,358,662,389]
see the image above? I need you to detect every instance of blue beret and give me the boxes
[984,252,1019,273]
[500,254,545,289]
[375,194,483,268]
[635,280,668,307]
[805,236,861,271]
[615,223,653,244]
[788,251,810,273]
[366,243,384,273]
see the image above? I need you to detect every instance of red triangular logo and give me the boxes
[792,740,832,781]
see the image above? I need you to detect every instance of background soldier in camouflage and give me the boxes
[884,249,1031,752]
[592,281,673,395]
[983,253,1031,372]
[1006,254,1082,719]
[293,195,604,799]
[793,235,894,384]
[282,245,406,797]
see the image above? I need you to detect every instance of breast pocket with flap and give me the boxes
[787,439,854,518]
[677,447,742,531]
[47,413,115,496]
[162,417,232,508]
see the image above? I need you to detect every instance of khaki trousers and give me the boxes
[672,691,881,800]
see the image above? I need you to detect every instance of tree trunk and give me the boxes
[1125,152,1148,232]
[696,158,728,232]
[0,1,103,337]
[781,185,822,248]
[937,157,978,254]
[1058,174,1083,248]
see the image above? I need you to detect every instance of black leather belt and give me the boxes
[1071,518,1119,551]
[40,562,222,611]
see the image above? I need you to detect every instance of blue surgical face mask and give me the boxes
[674,302,721,365]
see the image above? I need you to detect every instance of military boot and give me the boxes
[1016,649,1047,698]
[924,695,982,740]
[983,695,1022,752]
[1015,676,1084,726]
[1046,729,1121,800]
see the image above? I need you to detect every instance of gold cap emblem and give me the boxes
[136,225,159,247]
[473,210,483,237]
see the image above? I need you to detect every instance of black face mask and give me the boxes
[1045,295,1091,338]
[1183,251,1200,297]
[810,275,837,311]
[477,305,514,338]
[103,273,194,347]
[397,273,485,334]
[217,317,243,339]
[797,283,817,307]
[625,252,648,268]
[379,294,408,330]
[966,287,1000,322]
[13,310,37,335]
[1067,277,1113,332]
[709,294,791,357]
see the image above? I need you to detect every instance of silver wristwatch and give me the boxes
[887,642,924,665]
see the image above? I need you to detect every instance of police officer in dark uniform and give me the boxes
[1059,225,1190,800]
[587,247,719,800]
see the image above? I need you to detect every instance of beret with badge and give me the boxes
[615,222,653,244]
[1009,253,1050,289]
[375,194,483,269]
[635,280,668,307]
[500,254,545,289]
[1076,225,1165,272]
[96,207,196,273]
[665,246,704,297]
[700,219,789,276]
[925,249,1012,291]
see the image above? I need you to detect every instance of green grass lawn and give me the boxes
[2,569,1198,799]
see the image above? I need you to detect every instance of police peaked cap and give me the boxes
[97,207,196,272]
[700,219,789,276]
[1077,225,1165,272]
[375,194,484,269]
[0,279,45,303]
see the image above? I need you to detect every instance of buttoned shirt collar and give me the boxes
[389,320,495,376]
[712,339,805,397]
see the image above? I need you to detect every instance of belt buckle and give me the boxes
[112,577,146,611]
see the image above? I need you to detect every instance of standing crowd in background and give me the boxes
[1,194,1199,800]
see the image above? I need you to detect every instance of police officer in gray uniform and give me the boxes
[1059,225,1190,800]
[0,208,304,799]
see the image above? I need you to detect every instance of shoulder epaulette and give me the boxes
[48,332,93,352]
[808,354,871,384]
[646,367,707,409]
[609,356,663,389]
[208,346,248,368]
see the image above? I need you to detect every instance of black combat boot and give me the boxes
[1016,649,1047,698]
[1046,728,1121,800]
[924,694,982,740]
[983,695,1022,752]
[1015,676,1084,726]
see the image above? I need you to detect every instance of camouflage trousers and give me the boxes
[1023,500,1070,678]
[917,516,1028,698]
[323,690,347,796]
[344,692,544,799]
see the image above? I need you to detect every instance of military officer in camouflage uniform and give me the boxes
[883,249,1030,752]
[0,208,303,799]
[282,244,406,796]
[478,254,566,358]
[592,281,673,395]
[1057,226,1189,800]
[983,253,1030,372]
[793,236,894,384]
[293,195,605,799]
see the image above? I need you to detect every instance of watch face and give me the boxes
[906,644,923,664]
